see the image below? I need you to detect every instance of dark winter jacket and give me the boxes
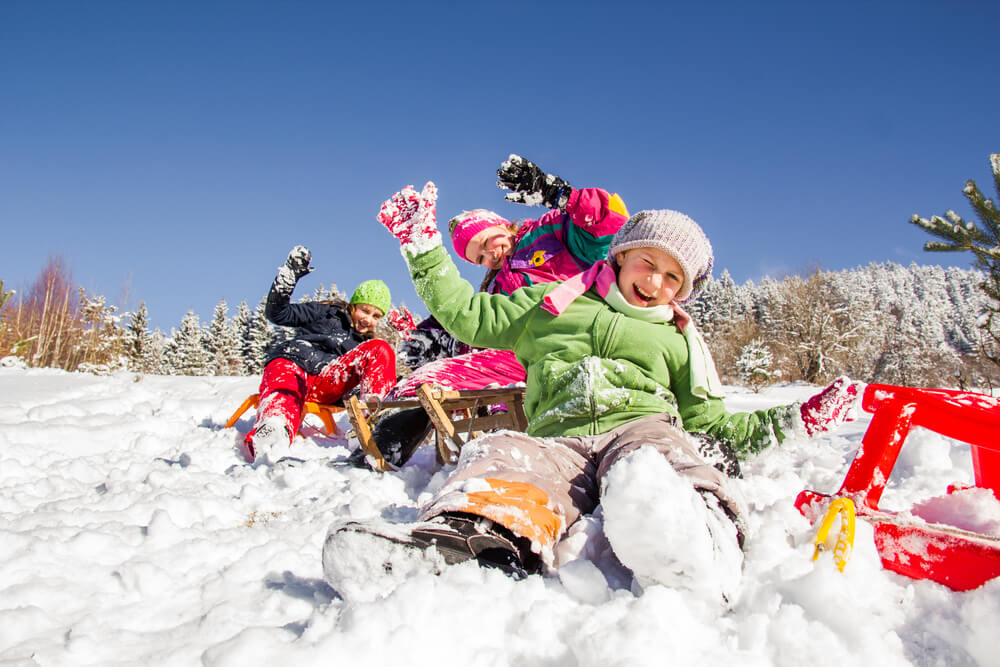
[264,275,367,376]
[398,315,472,369]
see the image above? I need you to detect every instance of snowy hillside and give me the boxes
[1,366,998,666]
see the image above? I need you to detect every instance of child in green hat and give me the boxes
[244,246,398,463]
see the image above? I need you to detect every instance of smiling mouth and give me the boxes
[633,285,655,305]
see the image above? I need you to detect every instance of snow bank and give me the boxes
[0,368,997,666]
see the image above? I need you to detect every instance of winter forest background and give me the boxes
[0,261,994,392]
[3,154,1000,392]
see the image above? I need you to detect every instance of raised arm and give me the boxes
[377,182,548,351]
[264,246,329,327]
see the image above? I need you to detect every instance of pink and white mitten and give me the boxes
[376,182,441,255]
[800,376,864,436]
[386,306,417,339]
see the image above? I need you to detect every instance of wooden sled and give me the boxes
[346,384,528,473]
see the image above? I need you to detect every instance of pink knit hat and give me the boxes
[448,209,511,262]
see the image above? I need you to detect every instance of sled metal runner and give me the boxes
[795,383,1000,591]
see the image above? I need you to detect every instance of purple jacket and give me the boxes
[492,188,629,295]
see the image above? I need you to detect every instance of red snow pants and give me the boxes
[247,339,396,448]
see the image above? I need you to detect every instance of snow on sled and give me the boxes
[796,382,1000,591]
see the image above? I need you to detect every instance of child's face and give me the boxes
[350,303,384,335]
[465,225,515,269]
[614,247,685,308]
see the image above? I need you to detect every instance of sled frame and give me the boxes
[346,384,528,473]
[225,393,343,437]
[796,383,1000,590]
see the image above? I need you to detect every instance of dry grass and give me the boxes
[1,257,123,371]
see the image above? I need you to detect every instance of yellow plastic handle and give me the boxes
[812,497,856,572]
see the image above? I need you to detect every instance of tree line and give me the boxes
[0,258,991,389]
[686,262,993,391]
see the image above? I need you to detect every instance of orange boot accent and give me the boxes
[463,478,562,547]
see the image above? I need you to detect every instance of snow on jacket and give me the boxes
[491,187,628,296]
[406,244,798,458]
[264,274,368,376]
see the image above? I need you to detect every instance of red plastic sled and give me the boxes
[795,383,1000,591]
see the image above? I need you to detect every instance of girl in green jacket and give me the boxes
[324,182,862,605]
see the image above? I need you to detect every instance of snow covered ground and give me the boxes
[2,366,999,666]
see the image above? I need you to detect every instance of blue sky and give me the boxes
[2,1,998,331]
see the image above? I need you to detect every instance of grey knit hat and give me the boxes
[608,209,714,302]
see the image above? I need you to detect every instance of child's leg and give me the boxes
[417,431,598,562]
[245,358,310,459]
[325,431,598,592]
[596,414,743,516]
[309,339,396,404]
[595,414,745,605]
[386,349,526,399]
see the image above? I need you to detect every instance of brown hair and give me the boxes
[321,298,378,339]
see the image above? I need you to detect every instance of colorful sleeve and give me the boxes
[563,188,631,267]
[407,245,550,351]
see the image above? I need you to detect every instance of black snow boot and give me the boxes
[328,512,540,580]
[348,407,433,469]
[323,512,541,601]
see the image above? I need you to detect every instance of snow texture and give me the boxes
[1,367,998,666]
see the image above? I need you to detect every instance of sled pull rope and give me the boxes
[812,497,856,572]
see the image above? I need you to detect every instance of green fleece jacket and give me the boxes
[408,245,798,458]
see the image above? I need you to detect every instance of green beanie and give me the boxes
[350,279,391,315]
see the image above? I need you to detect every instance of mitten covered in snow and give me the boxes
[800,376,864,436]
[386,306,417,339]
[377,182,441,254]
[496,154,572,210]
[285,245,314,280]
[274,245,313,296]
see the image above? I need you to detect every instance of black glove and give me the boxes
[497,154,572,210]
[284,245,313,280]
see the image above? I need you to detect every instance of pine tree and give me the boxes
[144,329,168,374]
[167,311,211,376]
[123,302,152,372]
[231,300,252,376]
[736,339,774,393]
[77,288,125,373]
[309,282,343,303]
[206,299,242,375]
[911,154,1000,370]
[245,298,274,375]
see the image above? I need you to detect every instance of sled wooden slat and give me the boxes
[346,384,528,469]
[346,395,394,472]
